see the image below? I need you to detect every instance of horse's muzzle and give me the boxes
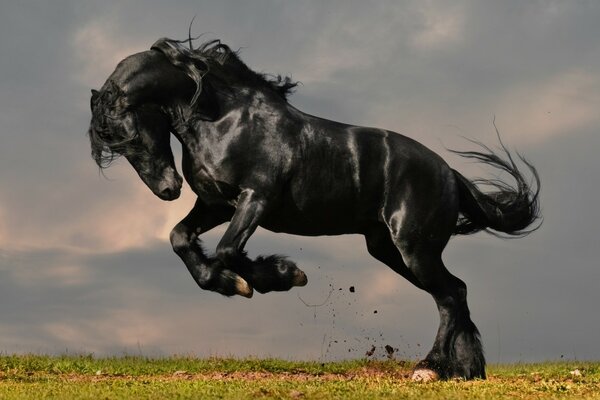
[157,184,181,201]
[155,170,183,201]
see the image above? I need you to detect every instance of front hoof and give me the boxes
[293,268,308,287]
[411,369,440,382]
[274,258,307,288]
[234,275,254,298]
[218,269,254,298]
[241,256,307,294]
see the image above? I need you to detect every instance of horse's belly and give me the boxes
[260,220,358,236]
[260,200,365,236]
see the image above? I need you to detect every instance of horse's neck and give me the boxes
[172,86,282,145]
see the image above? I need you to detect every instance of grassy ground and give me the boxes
[0,355,599,399]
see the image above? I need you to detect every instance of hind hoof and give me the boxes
[411,369,439,382]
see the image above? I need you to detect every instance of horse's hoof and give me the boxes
[293,269,308,287]
[273,258,307,287]
[411,369,439,382]
[234,276,254,298]
[218,269,254,298]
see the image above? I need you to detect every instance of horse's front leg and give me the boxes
[215,189,308,294]
[170,198,254,298]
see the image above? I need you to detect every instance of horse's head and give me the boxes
[88,38,290,200]
[88,50,196,201]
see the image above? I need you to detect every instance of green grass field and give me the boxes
[0,355,599,399]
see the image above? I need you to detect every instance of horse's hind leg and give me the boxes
[401,246,485,380]
[364,224,423,290]
[380,204,485,380]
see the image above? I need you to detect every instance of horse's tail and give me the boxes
[450,133,541,237]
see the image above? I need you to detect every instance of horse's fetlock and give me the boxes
[195,265,214,288]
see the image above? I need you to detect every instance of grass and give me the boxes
[0,355,599,399]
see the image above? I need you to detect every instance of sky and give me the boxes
[0,1,599,363]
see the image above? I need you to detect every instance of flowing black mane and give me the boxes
[151,38,298,103]
[88,37,298,169]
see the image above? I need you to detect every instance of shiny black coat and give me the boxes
[89,38,540,380]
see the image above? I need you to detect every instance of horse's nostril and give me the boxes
[159,185,180,200]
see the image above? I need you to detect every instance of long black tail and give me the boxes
[450,131,541,237]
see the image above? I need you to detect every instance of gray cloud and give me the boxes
[1,1,599,363]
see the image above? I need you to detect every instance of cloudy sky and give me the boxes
[1,1,599,363]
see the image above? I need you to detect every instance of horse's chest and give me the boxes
[181,147,234,204]
[188,168,237,205]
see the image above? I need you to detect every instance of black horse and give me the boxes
[88,38,540,381]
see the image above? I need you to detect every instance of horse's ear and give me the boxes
[90,89,100,107]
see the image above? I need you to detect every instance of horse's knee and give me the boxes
[169,224,190,254]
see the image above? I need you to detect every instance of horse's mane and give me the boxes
[151,38,298,103]
[88,37,299,169]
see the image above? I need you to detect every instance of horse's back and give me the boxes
[264,114,458,236]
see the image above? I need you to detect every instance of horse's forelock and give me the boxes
[88,82,140,168]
